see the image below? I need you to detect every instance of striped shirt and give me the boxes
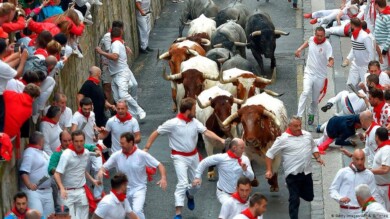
[374,12,390,51]
[347,30,374,66]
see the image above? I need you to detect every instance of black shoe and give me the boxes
[146,47,154,52]
[321,103,333,112]
[140,49,148,54]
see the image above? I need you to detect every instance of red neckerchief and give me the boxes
[349,162,366,173]
[27,144,41,150]
[365,29,371,34]
[19,79,27,85]
[55,145,62,152]
[373,101,386,124]
[68,144,85,155]
[380,6,390,15]
[285,128,303,136]
[227,150,242,165]
[348,13,358,19]
[41,116,58,125]
[313,37,326,45]
[111,37,124,44]
[376,84,384,90]
[87,76,100,85]
[116,112,132,123]
[362,197,376,211]
[241,208,257,219]
[78,108,90,119]
[365,122,379,135]
[34,48,48,58]
[111,189,126,202]
[177,113,192,123]
[375,140,390,152]
[123,146,137,158]
[232,192,247,204]
[352,27,362,40]
[10,205,29,218]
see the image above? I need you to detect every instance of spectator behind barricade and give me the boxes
[46,40,67,75]
[4,192,29,219]
[2,7,26,34]
[6,70,40,92]
[40,105,62,155]
[3,83,40,138]
[34,31,52,59]
[37,0,63,22]
[0,3,16,26]
[20,0,49,18]
[53,33,71,58]
[44,93,73,130]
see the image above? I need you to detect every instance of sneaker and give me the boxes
[341,59,349,67]
[321,103,333,112]
[310,18,318,24]
[186,190,195,210]
[304,13,312,19]
[308,114,314,125]
[94,0,103,5]
[292,3,298,9]
[139,111,146,120]
[174,215,182,219]
[316,125,322,133]
[140,49,148,54]
[146,47,154,52]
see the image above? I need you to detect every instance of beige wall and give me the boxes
[0,0,166,216]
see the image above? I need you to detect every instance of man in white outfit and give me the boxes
[135,0,153,54]
[232,193,267,219]
[370,127,390,211]
[356,184,390,219]
[20,131,54,217]
[192,138,254,204]
[295,26,334,125]
[345,18,375,89]
[329,149,379,218]
[95,27,146,120]
[40,106,62,155]
[44,93,73,131]
[98,132,167,219]
[144,97,225,219]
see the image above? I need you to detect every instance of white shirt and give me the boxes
[56,149,89,188]
[379,72,390,86]
[94,192,133,219]
[135,0,150,15]
[40,121,62,156]
[0,60,17,95]
[72,111,96,145]
[219,197,248,219]
[372,145,390,185]
[232,214,263,219]
[44,106,73,129]
[105,116,140,153]
[109,41,129,75]
[304,36,333,79]
[371,103,390,127]
[6,79,25,93]
[329,167,378,208]
[347,30,374,67]
[103,148,160,191]
[99,32,111,65]
[195,153,254,193]
[157,117,207,152]
[364,202,390,219]
[266,130,318,177]
[20,147,51,189]
[364,123,381,168]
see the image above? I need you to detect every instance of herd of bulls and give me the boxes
[158,0,291,191]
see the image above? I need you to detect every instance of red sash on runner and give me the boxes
[83,184,97,213]
[344,23,351,37]
[171,148,202,161]
[318,78,328,103]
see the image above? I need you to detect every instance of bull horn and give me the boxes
[234,42,248,47]
[233,93,247,105]
[222,112,239,126]
[255,76,272,84]
[186,49,199,56]
[264,89,284,97]
[159,51,170,59]
[250,31,262,37]
[184,21,191,25]
[175,37,187,42]
[274,30,290,36]
[162,67,182,81]
[217,57,228,63]
[202,72,219,81]
[213,43,223,48]
[201,38,211,46]
[196,96,211,109]
[219,68,238,84]
[263,110,281,127]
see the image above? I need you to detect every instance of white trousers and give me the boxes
[61,188,89,219]
[378,45,389,71]
[325,21,348,37]
[127,187,147,219]
[339,208,363,219]
[377,185,390,211]
[312,9,338,19]
[24,188,55,217]
[216,189,231,205]
[111,69,145,117]
[172,153,200,207]
[328,90,353,116]
[33,76,56,115]
[90,155,103,199]
[136,13,151,50]
[297,74,326,117]
[347,61,368,90]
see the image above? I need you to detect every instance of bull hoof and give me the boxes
[251,179,259,187]
[207,170,217,181]
[270,186,279,192]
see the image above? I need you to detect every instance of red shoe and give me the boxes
[310,18,318,25]
[304,13,312,19]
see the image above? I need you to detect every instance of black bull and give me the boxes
[245,11,289,75]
